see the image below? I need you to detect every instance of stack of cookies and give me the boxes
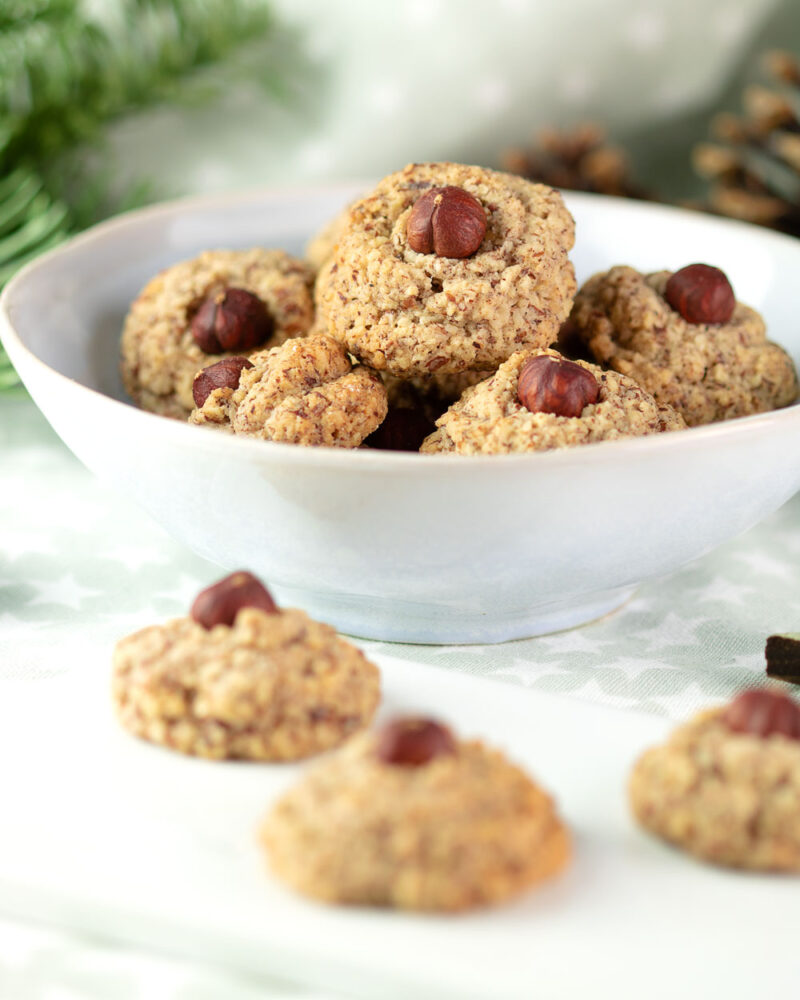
[120,161,798,452]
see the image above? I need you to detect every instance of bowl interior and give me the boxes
[5,184,800,400]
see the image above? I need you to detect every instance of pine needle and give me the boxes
[0,0,281,392]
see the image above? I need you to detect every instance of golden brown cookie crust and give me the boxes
[190,332,388,448]
[629,707,800,871]
[420,347,685,455]
[121,249,315,418]
[569,265,798,426]
[315,162,577,377]
[112,607,380,761]
[261,731,570,911]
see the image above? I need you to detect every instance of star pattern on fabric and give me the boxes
[731,549,797,584]
[684,576,757,608]
[26,573,101,611]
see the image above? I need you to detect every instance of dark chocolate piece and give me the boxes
[765,633,800,685]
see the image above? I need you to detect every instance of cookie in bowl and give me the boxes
[190,331,387,448]
[420,347,684,455]
[629,687,800,871]
[261,716,570,911]
[315,161,576,377]
[567,263,798,426]
[112,571,381,761]
[121,248,315,419]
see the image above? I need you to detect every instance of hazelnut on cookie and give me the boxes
[315,162,577,377]
[121,249,315,419]
[629,688,800,871]
[112,571,381,761]
[261,716,570,910]
[567,263,798,426]
[190,331,387,448]
[420,347,684,455]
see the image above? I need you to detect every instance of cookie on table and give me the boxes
[121,249,315,419]
[629,688,800,871]
[189,332,387,448]
[420,347,684,455]
[112,572,380,761]
[567,263,798,426]
[261,716,570,911]
[315,161,577,377]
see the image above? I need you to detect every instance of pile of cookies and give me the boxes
[113,573,800,916]
[120,161,798,454]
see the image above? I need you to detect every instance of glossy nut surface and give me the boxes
[190,288,273,353]
[192,356,254,408]
[406,186,486,258]
[664,263,735,325]
[374,717,457,767]
[722,688,800,740]
[517,355,599,417]
[190,571,278,629]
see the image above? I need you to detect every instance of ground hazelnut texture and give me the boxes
[112,607,380,761]
[261,730,570,910]
[629,709,800,872]
[121,249,315,419]
[568,265,798,426]
[629,705,800,871]
[420,347,684,455]
[190,332,387,448]
[314,162,577,377]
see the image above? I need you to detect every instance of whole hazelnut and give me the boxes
[664,264,735,325]
[406,186,486,258]
[192,356,254,408]
[190,571,278,629]
[191,288,273,354]
[722,688,800,740]
[517,355,599,418]
[375,717,457,767]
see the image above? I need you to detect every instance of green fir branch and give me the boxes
[0,0,281,392]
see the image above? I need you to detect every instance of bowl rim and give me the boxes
[2,180,800,474]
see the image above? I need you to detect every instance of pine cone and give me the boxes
[504,123,650,199]
[693,50,800,237]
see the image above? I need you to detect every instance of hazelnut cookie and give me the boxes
[567,264,798,426]
[190,332,387,448]
[261,716,570,910]
[629,688,800,871]
[314,162,576,377]
[121,249,314,419]
[112,572,380,761]
[420,347,684,455]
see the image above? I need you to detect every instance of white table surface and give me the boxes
[2,393,799,998]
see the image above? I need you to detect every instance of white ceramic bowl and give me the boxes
[3,184,800,643]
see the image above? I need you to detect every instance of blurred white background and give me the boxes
[106,0,794,198]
